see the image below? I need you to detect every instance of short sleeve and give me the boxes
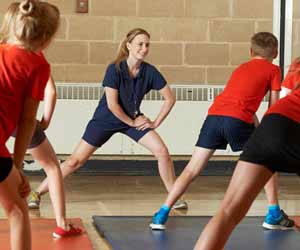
[282,72,298,90]
[270,66,282,91]
[102,64,119,89]
[151,66,167,90]
[27,62,50,101]
[282,61,300,90]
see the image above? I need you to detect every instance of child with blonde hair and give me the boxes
[0,1,59,249]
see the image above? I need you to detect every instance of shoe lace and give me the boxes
[30,192,39,201]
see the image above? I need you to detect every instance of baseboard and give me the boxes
[25,160,237,176]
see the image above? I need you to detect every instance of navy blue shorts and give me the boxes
[12,122,46,149]
[196,115,255,152]
[240,114,300,174]
[82,119,152,147]
[0,157,13,183]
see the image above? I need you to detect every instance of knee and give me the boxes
[183,166,199,180]
[221,204,247,226]
[153,145,170,161]
[64,156,84,170]
[6,204,25,221]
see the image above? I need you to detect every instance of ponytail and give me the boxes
[19,0,35,16]
[0,0,60,51]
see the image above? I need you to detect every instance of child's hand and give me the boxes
[39,117,49,130]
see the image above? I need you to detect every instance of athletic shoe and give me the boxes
[173,200,188,209]
[28,191,41,209]
[262,209,295,230]
[149,211,169,230]
[53,224,82,238]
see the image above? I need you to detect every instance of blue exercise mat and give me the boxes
[92,216,300,250]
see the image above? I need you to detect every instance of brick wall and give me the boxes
[0,0,276,84]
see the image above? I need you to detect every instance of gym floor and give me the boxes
[2,175,299,250]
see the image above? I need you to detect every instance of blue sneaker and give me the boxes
[149,211,169,230]
[262,210,295,230]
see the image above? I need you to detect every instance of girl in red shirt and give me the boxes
[0,1,59,249]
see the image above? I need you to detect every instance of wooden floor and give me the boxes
[1,175,300,250]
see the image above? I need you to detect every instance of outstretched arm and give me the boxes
[268,90,279,108]
[13,96,40,197]
[153,85,176,127]
[13,97,39,170]
[40,76,56,130]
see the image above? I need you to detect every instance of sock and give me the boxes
[268,205,281,218]
[158,204,171,216]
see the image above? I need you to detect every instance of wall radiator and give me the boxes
[7,84,269,156]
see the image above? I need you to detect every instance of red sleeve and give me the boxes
[282,59,300,90]
[26,62,50,101]
[282,72,297,90]
[270,66,282,91]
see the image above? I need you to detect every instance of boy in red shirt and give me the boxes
[195,61,300,250]
[150,32,293,230]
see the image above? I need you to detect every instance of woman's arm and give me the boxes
[40,76,56,130]
[138,85,176,130]
[105,87,148,127]
[153,85,175,127]
[13,97,40,170]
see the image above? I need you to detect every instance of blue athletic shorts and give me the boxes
[82,119,152,147]
[196,115,255,152]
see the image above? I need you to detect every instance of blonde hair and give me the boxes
[114,28,150,70]
[251,32,278,60]
[289,57,300,72]
[0,0,60,51]
[286,57,300,91]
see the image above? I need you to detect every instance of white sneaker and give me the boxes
[28,191,41,209]
[172,200,188,209]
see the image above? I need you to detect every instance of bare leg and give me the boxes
[164,147,214,207]
[29,138,67,228]
[194,161,273,250]
[35,139,97,196]
[0,167,31,250]
[139,131,176,192]
[264,173,279,205]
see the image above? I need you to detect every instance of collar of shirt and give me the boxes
[120,60,145,80]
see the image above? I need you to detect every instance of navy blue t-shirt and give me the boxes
[92,60,167,128]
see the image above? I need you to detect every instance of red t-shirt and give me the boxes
[267,60,300,122]
[281,59,300,90]
[0,44,50,157]
[208,59,281,123]
[266,90,300,123]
